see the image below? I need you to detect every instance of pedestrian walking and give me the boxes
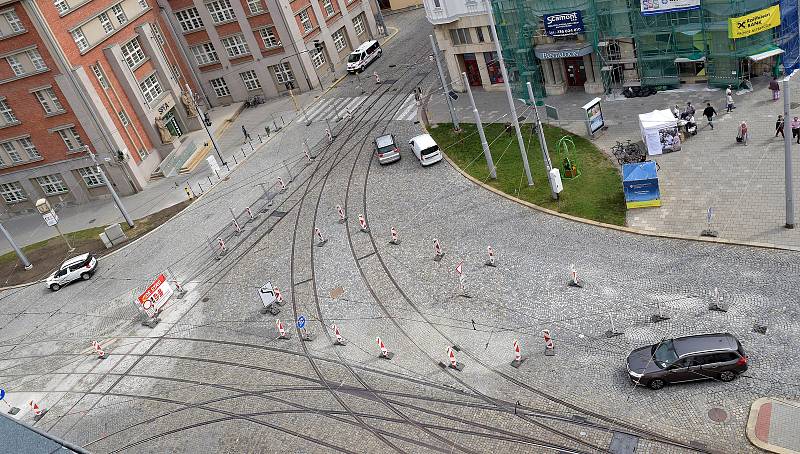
[737,121,749,145]
[726,84,732,97]
[791,116,800,144]
[242,125,251,142]
[703,103,717,130]
[726,93,735,112]
[776,115,785,138]
[769,76,780,101]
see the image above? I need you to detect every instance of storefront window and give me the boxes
[484,52,503,84]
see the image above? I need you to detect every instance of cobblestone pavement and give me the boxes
[0,9,797,454]
[426,72,800,250]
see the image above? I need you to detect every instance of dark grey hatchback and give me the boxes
[626,333,748,390]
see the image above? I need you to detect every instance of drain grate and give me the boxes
[270,210,287,218]
[708,407,728,422]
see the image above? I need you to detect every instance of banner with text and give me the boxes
[728,5,781,39]
[543,11,584,36]
[641,0,699,15]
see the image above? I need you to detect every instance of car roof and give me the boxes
[375,134,394,147]
[353,40,377,53]
[411,134,437,149]
[61,253,90,268]
[673,333,738,356]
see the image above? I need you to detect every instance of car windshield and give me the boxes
[651,340,678,368]
[421,145,439,156]
[377,143,396,153]
[348,53,362,63]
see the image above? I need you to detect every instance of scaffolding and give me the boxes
[491,0,800,96]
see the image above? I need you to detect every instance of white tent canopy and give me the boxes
[639,109,680,155]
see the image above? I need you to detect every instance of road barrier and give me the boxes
[485,246,496,267]
[568,264,582,288]
[28,399,46,421]
[511,339,524,368]
[337,205,347,224]
[542,330,555,356]
[358,214,369,232]
[315,228,328,247]
[433,238,444,262]
[376,337,393,359]
[446,346,463,371]
[276,319,290,339]
[91,340,107,360]
[389,226,400,245]
[331,324,345,345]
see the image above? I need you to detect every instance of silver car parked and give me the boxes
[374,134,401,165]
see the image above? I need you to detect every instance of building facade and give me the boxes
[161,0,379,107]
[0,0,202,216]
[426,0,800,99]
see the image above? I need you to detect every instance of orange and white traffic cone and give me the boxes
[511,339,525,368]
[376,337,393,359]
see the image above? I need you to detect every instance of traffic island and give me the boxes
[429,123,626,226]
[747,397,800,454]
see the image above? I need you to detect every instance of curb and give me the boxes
[746,398,799,454]
[438,150,800,253]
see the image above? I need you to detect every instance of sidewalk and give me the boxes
[426,76,800,249]
[747,398,800,453]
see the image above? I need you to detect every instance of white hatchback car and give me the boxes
[46,253,97,291]
[408,134,442,166]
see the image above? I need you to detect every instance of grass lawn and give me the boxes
[429,122,626,226]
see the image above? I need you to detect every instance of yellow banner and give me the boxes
[729,5,781,39]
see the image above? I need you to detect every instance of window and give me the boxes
[57,126,85,151]
[26,49,47,71]
[353,13,365,36]
[221,34,249,57]
[259,27,279,48]
[117,110,130,125]
[476,27,485,43]
[1,142,22,163]
[484,52,502,84]
[53,0,69,14]
[121,38,146,68]
[449,28,472,45]
[34,88,64,115]
[138,0,147,9]
[239,70,261,90]
[206,0,235,24]
[322,0,334,16]
[0,182,26,203]
[98,12,113,33]
[91,65,109,88]
[298,9,312,33]
[111,4,127,24]
[0,99,17,124]
[139,73,162,104]
[137,148,148,160]
[6,55,24,76]
[78,166,105,187]
[271,62,293,84]
[71,28,89,51]
[2,11,24,33]
[433,0,440,6]
[36,174,68,195]
[175,8,203,32]
[246,0,263,14]
[332,28,346,52]
[209,77,230,97]
[191,43,218,65]
[19,137,40,159]
[310,47,325,68]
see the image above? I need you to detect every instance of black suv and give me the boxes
[626,333,748,390]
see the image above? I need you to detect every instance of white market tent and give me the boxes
[638,109,680,155]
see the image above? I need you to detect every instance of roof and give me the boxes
[673,333,737,357]
[375,134,394,148]
[353,40,377,53]
[623,161,658,182]
[411,134,436,149]
[0,413,87,453]
[61,253,90,268]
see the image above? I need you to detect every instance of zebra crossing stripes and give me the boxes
[303,96,368,123]
[392,94,418,121]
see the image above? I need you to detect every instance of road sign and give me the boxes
[297,315,306,329]
[206,155,220,173]
[259,282,276,307]
[0,389,5,401]
[42,211,58,227]
[137,273,174,315]
[456,262,463,276]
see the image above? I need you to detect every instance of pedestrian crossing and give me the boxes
[302,93,419,123]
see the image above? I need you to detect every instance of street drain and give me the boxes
[202,297,209,302]
[708,407,728,422]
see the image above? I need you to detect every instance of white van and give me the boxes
[347,40,382,73]
[408,134,442,166]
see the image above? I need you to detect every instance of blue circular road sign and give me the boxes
[297,315,306,329]
[0,389,5,401]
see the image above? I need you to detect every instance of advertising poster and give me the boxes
[583,98,605,134]
[728,5,781,39]
[658,125,681,153]
[543,11,584,37]
[641,0,700,15]
[622,162,661,209]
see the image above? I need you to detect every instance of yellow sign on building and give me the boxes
[729,5,781,39]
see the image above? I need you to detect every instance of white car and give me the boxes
[46,253,97,291]
[408,134,442,166]
[347,40,382,74]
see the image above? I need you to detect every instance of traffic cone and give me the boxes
[446,346,463,371]
[485,246,497,267]
[331,324,345,345]
[376,337,393,359]
[27,400,47,421]
[374,71,381,84]
[276,319,290,339]
[511,339,525,368]
[433,238,444,262]
[568,264,582,288]
[337,205,347,224]
[315,227,328,246]
[542,330,555,356]
[273,286,284,306]
[389,226,400,245]
[92,340,107,360]
[358,214,369,233]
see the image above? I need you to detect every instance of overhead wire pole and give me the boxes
[186,83,226,166]
[463,72,496,179]
[0,221,31,270]
[527,82,557,199]
[429,34,459,131]
[484,0,533,186]
[89,151,134,228]
[783,70,796,229]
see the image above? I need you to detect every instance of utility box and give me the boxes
[104,223,128,246]
[99,232,113,249]
[548,168,564,194]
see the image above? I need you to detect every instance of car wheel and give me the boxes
[648,379,665,390]
[719,370,737,382]
[81,272,91,281]
[50,283,60,292]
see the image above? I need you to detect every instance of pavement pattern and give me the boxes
[0,9,797,454]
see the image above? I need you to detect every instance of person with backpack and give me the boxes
[703,103,717,130]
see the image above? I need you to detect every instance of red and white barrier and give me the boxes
[232,217,242,234]
[273,286,283,304]
[446,346,463,370]
[389,226,399,245]
[91,340,106,359]
[374,71,381,84]
[337,204,346,223]
[542,329,555,356]
[325,128,333,143]
[358,214,368,232]
[433,238,444,261]
[315,227,327,246]
[276,319,288,339]
[28,399,46,420]
[217,237,226,253]
[513,340,521,362]
[246,207,255,220]
[376,337,392,359]
[485,246,496,267]
[278,177,286,191]
[331,324,345,345]
[568,264,581,287]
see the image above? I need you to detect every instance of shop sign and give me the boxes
[729,5,781,39]
[640,0,699,15]
[543,11,584,36]
[534,45,593,60]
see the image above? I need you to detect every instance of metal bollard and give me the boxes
[207,175,213,185]
[224,163,230,172]
[258,134,263,143]
[198,182,203,194]
[249,141,254,151]
[232,154,238,165]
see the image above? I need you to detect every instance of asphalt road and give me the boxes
[0,9,797,454]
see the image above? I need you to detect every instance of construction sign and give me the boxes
[137,273,174,316]
[729,5,780,39]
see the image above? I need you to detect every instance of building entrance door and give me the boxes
[564,57,586,86]
[462,53,483,86]
[163,108,182,137]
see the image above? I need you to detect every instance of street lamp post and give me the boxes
[186,84,226,166]
[0,221,31,270]
[430,34,459,131]
[90,151,135,227]
[783,70,796,229]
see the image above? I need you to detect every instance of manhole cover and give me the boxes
[329,286,344,299]
[708,407,728,422]
[202,297,210,302]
